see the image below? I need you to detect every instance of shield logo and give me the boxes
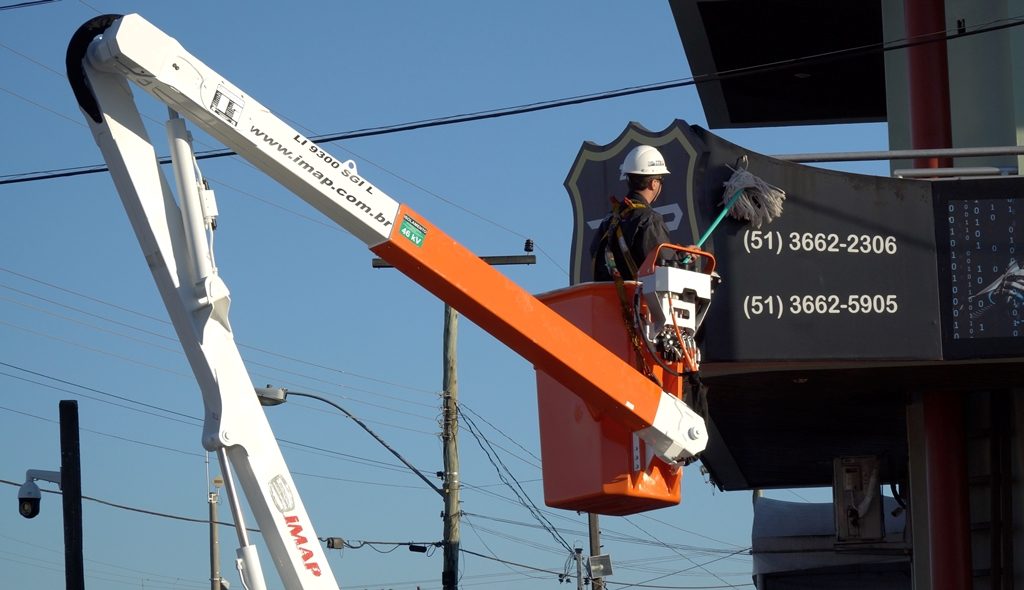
[563,120,707,284]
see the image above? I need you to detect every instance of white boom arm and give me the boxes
[68,15,338,590]
[67,13,708,590]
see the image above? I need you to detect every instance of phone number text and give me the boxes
[743,230,898,255]
[743,294,900,319]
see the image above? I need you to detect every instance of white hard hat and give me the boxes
[619,145,671,180]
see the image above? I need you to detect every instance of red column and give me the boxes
[905,0,954,168]
[905,0,970,586]
[923,391,972,589]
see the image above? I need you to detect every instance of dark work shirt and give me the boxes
[590,194,675,281]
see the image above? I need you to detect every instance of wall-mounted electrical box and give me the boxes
[833,455,884,543]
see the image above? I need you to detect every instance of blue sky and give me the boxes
[0,2,890,589]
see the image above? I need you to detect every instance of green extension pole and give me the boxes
[680,188,744,265]
[696,188,744,248]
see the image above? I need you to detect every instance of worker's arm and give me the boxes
[636,211,682,268]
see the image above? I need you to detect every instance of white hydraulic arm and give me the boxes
[66,13,708,590]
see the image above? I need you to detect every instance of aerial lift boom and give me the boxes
[67,14,709,590]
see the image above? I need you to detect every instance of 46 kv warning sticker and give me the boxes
[399,215,427,247]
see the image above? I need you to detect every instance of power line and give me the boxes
[0,392,439,487]
[0,404,202,457]
[463,519,566,555]
[0,272,443,425]
[622,516,741,589]
[0,367,437,478]
[2,476,560,589]
[0,351,506,488]
[282,390,442,496]
[0,552,208,590]
[0,405,753,585]
[0,310,439,426]
[460,402,541,464]
[463,457,735,564]
[461,511,748,558]
[0,0,60,11]
[0,477,248,528]
[460,409,575,557]
[0,39,65,76]
[0,265,436,396]
[460,547,563,577]
[3,13,1018,280]
[610,548,754,590]
[0,316,192,378]
[634,513,748,550]
[2,12,1021,287]
[0,296,438,416]
[0,360,200,422]
[0,401,435,487]
[462,515,556,582]
[4,13,1023,188]
[0,367,200,426]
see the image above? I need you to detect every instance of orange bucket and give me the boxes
[535,282,682,515]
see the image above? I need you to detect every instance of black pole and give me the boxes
[60,400,85,590]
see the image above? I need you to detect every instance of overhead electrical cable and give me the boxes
[622,516,740,589]
[460,410,576,557]
[0,367,434,477]
[0,0,61,10]
[0,265,436,396]
[3,14,1023,187]
[0,365,201,426]
[460,402,542,464]
[1,477,570,588]
[462,514,556,581]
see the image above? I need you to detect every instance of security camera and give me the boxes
[17,469,60,520]
[18,480,41,519]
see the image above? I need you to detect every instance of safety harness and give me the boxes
[595,197,660,385]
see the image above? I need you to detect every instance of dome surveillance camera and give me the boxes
[17,469,61,520]
[18,480,41,519]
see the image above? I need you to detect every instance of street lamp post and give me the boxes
[254,387,443,497]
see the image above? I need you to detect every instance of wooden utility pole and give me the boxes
[575,547,584,590]
[209,489,221,590]
[589,514,604,590]
[373,242,536,590]
[441,303,460,590]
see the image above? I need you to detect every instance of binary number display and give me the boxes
[944,198,1023,340]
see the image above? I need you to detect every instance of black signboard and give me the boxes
[563,122,1024,363]
[692,130,943,362]
[933,177,1024,359]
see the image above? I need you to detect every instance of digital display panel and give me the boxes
[935,178,1024,358]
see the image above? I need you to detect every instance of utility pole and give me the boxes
[441,303,460,590]
[209,475,223,590]
[588,514,604,590]
[575,547,584,590]
[373,240,536,590]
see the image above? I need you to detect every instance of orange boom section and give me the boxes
[370,204,666,435]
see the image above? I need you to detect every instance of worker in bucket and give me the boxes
[590,144,679,281]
